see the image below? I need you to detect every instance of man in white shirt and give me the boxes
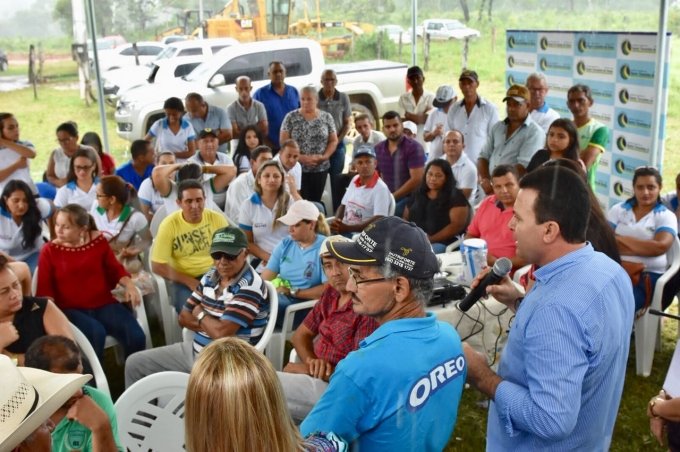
[424,85,456,162]
[352,114,386,149]
[399,66,434,146]
[331,144,391,235]
[441,130,477,202]
[188,128,235,208]
[446,69,499,163]
[526,72,560,133]
[224,146,274,222]
[274,139,303,193]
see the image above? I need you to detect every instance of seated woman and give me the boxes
[185,337,347,452]
[239,160,299,270]
[261,200,329,327]
[0,112,37,196]
[0,253,73,366]
[36,204,145,358]
[526,118,585,173]
[81,131,116,176]
[0,180,52,272]
[403,159,470,253]
[46,121,102,190]
[54,147,100,210]
[232,125,264,175]
[608,166,677,311]
[90,175,151,273]
[144,96,196,162]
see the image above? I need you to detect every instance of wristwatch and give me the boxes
[290,287,298,297]
[196,310,207,325]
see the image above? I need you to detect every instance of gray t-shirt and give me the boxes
[227,99,268,131]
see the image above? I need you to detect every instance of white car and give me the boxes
[93,41,166,72]
[102,38,239,106]
[417,19,480,41]
[376,25,412,45]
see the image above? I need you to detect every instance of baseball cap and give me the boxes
[433,85,456,108]
[0,355,92,451]
[210,226,249,257]
[277,200,320,226]
[327,217,439,279]
[403,121,417,136]
[199,128,218,139]
[503,84,530,103]
[353,144,376,159]
[319,235,352,258]
[459,69,479,83]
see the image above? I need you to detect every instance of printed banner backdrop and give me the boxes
[506,30,671,207]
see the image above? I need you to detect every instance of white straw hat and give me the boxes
[0,355,91,451]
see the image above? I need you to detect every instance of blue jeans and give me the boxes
[394,196,410,218]
[329,141,347,211]
[431,243,447,254]
[633,271,662,311]
[63,303,146,359]
[168,280,194,314]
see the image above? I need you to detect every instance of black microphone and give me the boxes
[457,257,513,312]
[648,309,680,321]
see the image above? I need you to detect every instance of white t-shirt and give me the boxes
[224,171,255,223]
[0,140,37,194]
[162,179,220,214]
[148,117,196,161]
[446,153,478,202]
[54,181,97,209]
[187,152,235,208]
[399,90,434,146]
[238,192,292,254]
[90,204,148,245]
[138,178,164,215]
[424,109,449,162]
[352,130,386,149]
[273,154,302,190]
[607,201,677,273]
[0,198,51,260]
[341,173,391,225]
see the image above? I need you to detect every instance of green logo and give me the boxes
[576,61,586,75]
[615,159,625,174]
[618,113,629,128]
[620,64,631,79]
[507,36,516,48]
[577,38,587,53]
[621,40,632,55]
[618,89,629,104]
[540,37,549,50]
[507,56,515,68]
[614,182,624,196]
[616,136,627,151]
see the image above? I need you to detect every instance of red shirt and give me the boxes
[36,234,129,310]
[467,195,517,259]
[101,153,116,176]
[302,286,379,366]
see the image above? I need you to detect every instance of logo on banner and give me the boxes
[507,75,516,86]
[618,113,628,128]
[575,59,615,77]
[614,181,625,196]
[540,37,549,50]
[619,89,629,104]
[621,40,632,55]
[508,36,516,48]
[507,56,515,67]
[617,136,627,150]
[620,64,631,79]
[577,38,587,52]
[576,61,586,75]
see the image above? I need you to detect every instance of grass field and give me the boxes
[1,7,679,450]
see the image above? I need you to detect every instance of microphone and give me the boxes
[457,257,513,312]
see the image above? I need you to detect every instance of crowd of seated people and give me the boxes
[3,63,680,451]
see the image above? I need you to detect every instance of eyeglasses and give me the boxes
[74,164,94,172]
[211,251,242,261]
[348,267,387,286]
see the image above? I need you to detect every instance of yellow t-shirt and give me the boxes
[152,209,228,277]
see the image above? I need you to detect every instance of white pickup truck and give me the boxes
[115,39,407,141]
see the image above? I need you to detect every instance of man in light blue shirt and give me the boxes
[464,165,634,451]
[478,84,545,195]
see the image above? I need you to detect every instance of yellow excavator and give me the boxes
[158,0,373,57]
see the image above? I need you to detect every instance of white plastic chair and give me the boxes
[114,371,190,452]
[265,299,318,371]
[635,235,680,377]
[181,280,278,353]
[105,287,153,365]
[147,240,183,346]
[513,264,532,284]
[149,205,168,238]
[387,193,396,216]
[69,322,111,397]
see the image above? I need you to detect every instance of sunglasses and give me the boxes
[211,251,242,261]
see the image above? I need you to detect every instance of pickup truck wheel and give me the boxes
[347,104,374,144]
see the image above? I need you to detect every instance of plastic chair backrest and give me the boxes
[69,322,111,397]
[150,205,168,237]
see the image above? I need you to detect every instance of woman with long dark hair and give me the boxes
[0,180,51,272]
[232,125,264,175]
[526,118,584,173]
[403,159,470,253]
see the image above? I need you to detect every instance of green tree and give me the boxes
[53,0,114,36]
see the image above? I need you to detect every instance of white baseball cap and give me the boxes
[277,200,320,226]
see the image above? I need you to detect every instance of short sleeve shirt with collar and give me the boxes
[446,97,500,163]
[148,117,196,158]
[353,130,386,149]
[374,136,426,194]
[424,108,449,161]
[54,181,97,209]
[467,195,517,259]
[227,98,268,131]
[184,264,268,353]
[273,154,302,190]
[318,89,351,133]
[0,139,36,194]
[399,90,434,145]
[280,110,336,173]
[253,83,300,149]
[446,153,478,201]
[341,172,391,225]
[224,171,255,222]
[265,235,327,289]
[0,198,51,260]
[479,116,545,172]
[607,200,677,273]
[90,204,148,245]
[238,192,292,254]
[184,104,232,154]
[138,178,163,214]
[530,103,561,133]
[115,161,154,191]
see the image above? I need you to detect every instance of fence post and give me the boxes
[423,33,430,70]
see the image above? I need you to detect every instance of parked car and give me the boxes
[101,37,239,106]
[416,19,480,41]
[0,50,8,71]
[376,24,412,45]
[93,41,166,72]
[115,39,406,142]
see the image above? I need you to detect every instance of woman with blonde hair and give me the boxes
[185,337,346,452]
[262,200,330,327]
[238,160,301,268]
